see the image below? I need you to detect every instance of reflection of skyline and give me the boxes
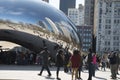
[0,0,80,48]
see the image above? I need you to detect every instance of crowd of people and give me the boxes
[37,46,120,80]
[0,44,120,80]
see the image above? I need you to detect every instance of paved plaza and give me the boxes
[0,65,119,80]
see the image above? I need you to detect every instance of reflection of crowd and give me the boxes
[16,51,37,65]
[0,49,38,65]
[0,50,16,64]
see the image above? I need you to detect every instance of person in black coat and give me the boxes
[116,53,120,74]
[38,47,51,77]
[109,52,117,79]
[87,48,93,80]
[56,50,64,80]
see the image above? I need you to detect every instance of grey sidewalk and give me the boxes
[0,65,119,80]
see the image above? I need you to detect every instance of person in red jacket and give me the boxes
[70,50,81,80]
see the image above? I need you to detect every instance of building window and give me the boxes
[108,30,111,35]
[105,41,110,46]
[113,36,119,40]
[99,24,101,29]
[99,19,101,23]
[118,8,120,15]
[106,19,111,23]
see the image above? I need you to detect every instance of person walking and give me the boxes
[56,50,64,80]
[87,48,93,80]
[70,50,81,80]
[38,47,51,77]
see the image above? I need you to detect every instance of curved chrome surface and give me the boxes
[0,0,80,52]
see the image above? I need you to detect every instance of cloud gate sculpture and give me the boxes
[0,0,80,53]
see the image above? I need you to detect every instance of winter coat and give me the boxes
[70,54,80,68]
[56,53,64,67]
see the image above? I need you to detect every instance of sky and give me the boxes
[49,0,85,9]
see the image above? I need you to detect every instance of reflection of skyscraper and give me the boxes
[42,0,49,3]
[60,0,76,15]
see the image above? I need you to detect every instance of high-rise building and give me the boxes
[84,0,95,26]
[77,25,93,52]
[42,0,49,3]
[94,0,120,53]
[60,0,76,15]
[84,0,95,52]
[68,4,84,26]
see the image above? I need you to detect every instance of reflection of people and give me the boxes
[42,40,46,47]
[38,47,51,76]
[56,50,64,80]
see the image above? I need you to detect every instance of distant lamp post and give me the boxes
[92,34,96,53]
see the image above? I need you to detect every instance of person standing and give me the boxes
[109,52,117,79]
[77,51,83,79]
[101,55,106,71]
[64,47,71,73]
[38,47,51,76]
[116,53,120,75]
[56,50,64,80]
[92,53,97,77]
[87,48,93,80]
[70,50,81,80]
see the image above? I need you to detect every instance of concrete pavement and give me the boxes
[0,65,119,80]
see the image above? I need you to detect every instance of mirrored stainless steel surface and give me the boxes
[0,0,80,53]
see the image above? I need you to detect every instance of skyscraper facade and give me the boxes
[77,25,93,52]
[94,0,120,53]
[84,0,95,26]
[60,0,76,15]
[68,4,84,26]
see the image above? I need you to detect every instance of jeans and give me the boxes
[40,65,51,75]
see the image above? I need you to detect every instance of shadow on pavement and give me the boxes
[0,65,63,71]
[94,76,107,80]
[45,76,55,79]
[38,75,56,79]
